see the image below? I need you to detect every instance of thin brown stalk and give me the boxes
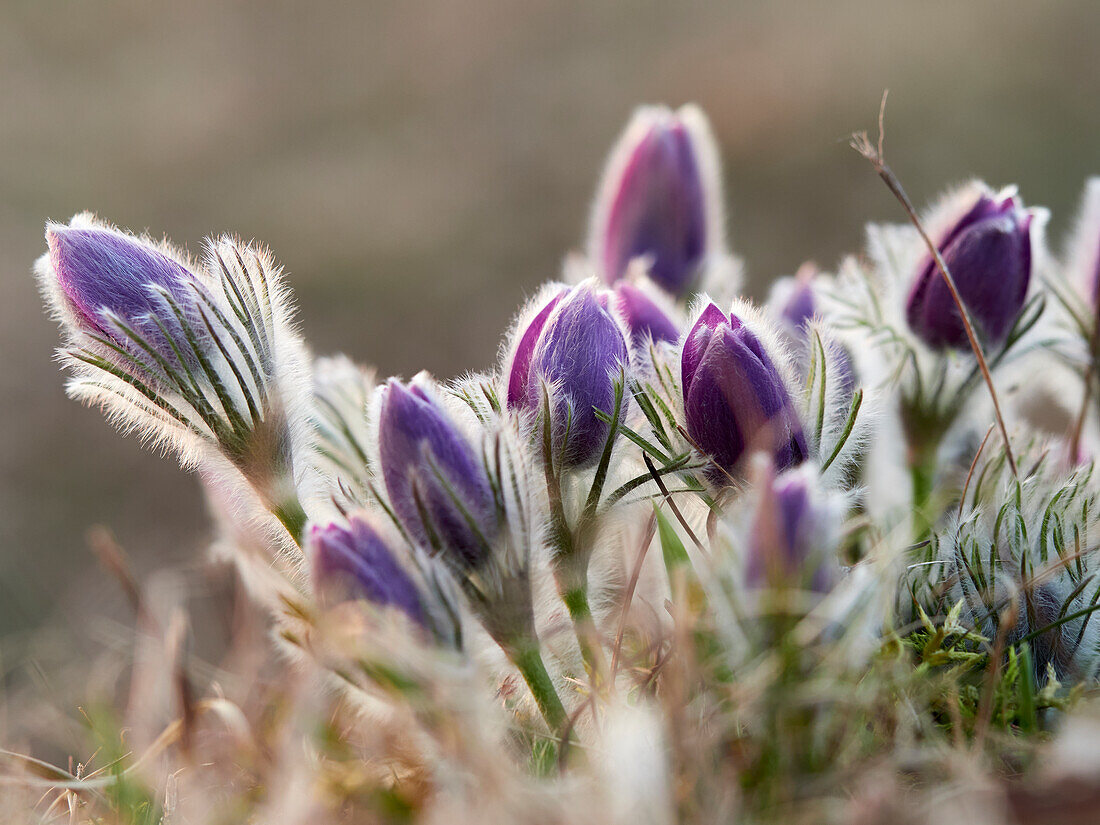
[610,509,659,677]
[556,695,596,773]
[851,90,1017,477]
[974,598,1014,749]
[1070,266,1100,459]
[676,424,740,490]
[958,423,996,520]
[87,526,147,625]
[644,453,708,556]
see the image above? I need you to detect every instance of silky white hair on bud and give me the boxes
[309,354,377,504]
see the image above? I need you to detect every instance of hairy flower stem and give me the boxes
[560,575,607,679]
[542,456,606,676]
[509,644,568,735]
[271,495,308,547]
[907,433,941,541]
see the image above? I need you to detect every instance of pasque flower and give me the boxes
[45,221,201,350]
[745,461,838,593]
[613,280,680,347]
[377,380,568,730]
[776,267,818,334]
[377,375,498,566]
[310,512,427,629]
[905,187,1034,351]
[36,214,309,540]
[505,281,630,468]
[772,265,856,398]
[588,105,723,297]
[682,304,807,484]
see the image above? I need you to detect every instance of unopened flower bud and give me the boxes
[505,283,568,409]
[377,376,497,566]
[745,462,838,593]
[36,215,311,542]
[682,304,807,484]
[906,187,1034,351]
[43,219,202,364]
[776,263,819,333]
[506,281,629,468]
[310,513,426,629]
[589,105,723,297]
[613,280,680,347]
[770,265,857,398]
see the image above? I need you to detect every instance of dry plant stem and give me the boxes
[644,453,708,556]
[556,695,598,773]
[974,602,1013,749]
[610,509,659,677]
[1070,372,1093,463]
[1069,306,1100,460]
[958,423,996,520]
[851,93,1018,478]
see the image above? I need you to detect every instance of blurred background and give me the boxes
[0,0,1097,693]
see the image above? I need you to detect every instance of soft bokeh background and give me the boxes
[1,0,1097,677]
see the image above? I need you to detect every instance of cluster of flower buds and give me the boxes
[39,98,1100,767]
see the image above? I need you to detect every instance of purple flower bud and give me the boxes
[745,464,836,593]
[505,284,568,408]
[777,265,818,332]
[613,280,680,347]
[906,189,1033,351]
[377,377,497,566]
[310,513,425,628]
[682,304,807,484]
[589,106,722,297]
[771,268,857,399]
[507,282,630,468]
[45,220,201,358]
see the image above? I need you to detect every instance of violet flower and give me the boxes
[745,463,837,593]
[772,267,856,398]
[682,303,807,484]
[46,222,201,355]
[589,105,723,298]
[613,280,680,347]
[36,214,310,541]
[377,375,498,566]
[310,513,426,629]
[506,281,629,468]
[906,189,1033,351]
